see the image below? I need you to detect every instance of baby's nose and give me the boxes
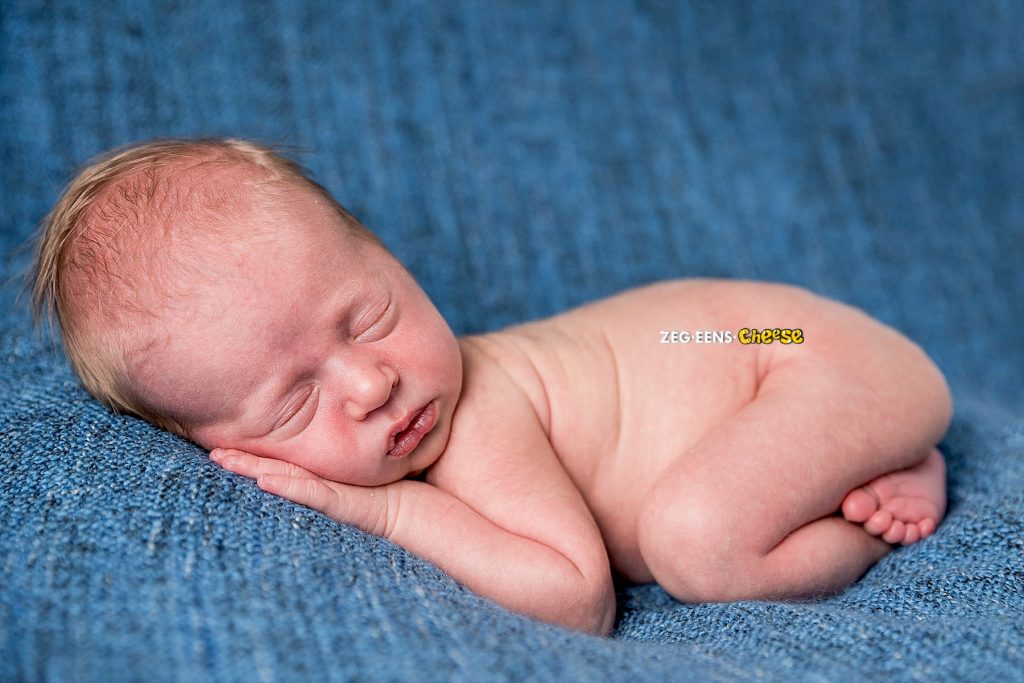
[343,363,398,420]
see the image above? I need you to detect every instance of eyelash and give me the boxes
[355,300,391,339]
[276,384,318,430]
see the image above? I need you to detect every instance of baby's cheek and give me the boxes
[282,432,375,485]
[424,326,463,379]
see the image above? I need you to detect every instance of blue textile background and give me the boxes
[2,1,1022,680]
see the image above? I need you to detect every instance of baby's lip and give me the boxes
[388,406,422,443]
[385,401,436,457]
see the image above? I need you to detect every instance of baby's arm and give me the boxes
[211,346,615,635]
[216,449,614,635]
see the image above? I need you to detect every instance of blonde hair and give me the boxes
[29,137,382,441]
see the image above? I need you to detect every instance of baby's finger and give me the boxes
[257,475,390,536]
[257,474,344,520]
[211,448,318,481]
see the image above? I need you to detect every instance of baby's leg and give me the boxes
[636,358,950,603]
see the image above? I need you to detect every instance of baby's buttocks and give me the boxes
[474,279,814,579]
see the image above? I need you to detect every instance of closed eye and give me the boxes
[355,298,393,341]
[272,384,319,431]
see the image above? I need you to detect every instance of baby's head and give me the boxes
[31,138,463,485]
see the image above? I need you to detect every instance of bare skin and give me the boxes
[126,179,951,636]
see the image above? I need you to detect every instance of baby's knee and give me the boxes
[636,489,759,602]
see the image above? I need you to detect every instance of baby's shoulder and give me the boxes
[452,330,558,436]
[424,334,563,492]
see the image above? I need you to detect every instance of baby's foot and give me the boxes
[840,448,947,546]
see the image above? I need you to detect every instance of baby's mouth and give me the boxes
[386,401,437,458]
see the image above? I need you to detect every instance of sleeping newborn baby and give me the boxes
[32,138,951,636]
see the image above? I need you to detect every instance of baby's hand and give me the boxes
[209,448,393,538]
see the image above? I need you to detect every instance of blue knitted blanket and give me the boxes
[2,1,1022,680]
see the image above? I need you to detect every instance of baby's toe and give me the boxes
[863,509,893,536]
[900,524,921,546]
[841,487,879,523]
[882,519,906,544]
[918,518,936,538]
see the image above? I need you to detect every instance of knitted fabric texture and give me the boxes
[1,1,1022,681]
